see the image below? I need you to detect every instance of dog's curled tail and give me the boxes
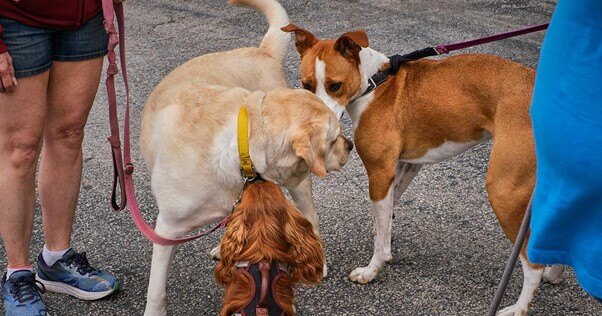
[229,0,290,63]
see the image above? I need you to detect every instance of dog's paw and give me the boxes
[323,264,328,278]
[349,266,377,284]
[210,246,221,261]
[496,305,527,316]
[144,306,166,316]
[543,265,565,285]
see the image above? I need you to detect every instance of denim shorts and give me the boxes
[0,13,109,78]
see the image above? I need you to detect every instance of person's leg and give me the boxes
[38,57,103,251]
[0,72,50,268]
[33,11,118,301]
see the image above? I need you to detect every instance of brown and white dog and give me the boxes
[215,180,324,316]
[139,1,352,315]
[281,25,566,315]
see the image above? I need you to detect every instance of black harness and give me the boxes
[360,47,442,98]
[231,261,289,316]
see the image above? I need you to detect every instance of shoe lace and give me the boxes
[63,252,97,275]
[9,276,46,304]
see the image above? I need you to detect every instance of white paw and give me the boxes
[496,304,527,316]
[210,246,221,260]
[543,265,565,285]
[144,306,166,316]
[323,264,328,278]
[349,266,377,284]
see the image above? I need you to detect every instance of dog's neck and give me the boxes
[213,99,269,195]
[347,47,389,130]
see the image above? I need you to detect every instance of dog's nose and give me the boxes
[344,137,354,151]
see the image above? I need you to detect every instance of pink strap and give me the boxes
[102,0,228,245]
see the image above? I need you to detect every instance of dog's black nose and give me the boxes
[345,138,354,151]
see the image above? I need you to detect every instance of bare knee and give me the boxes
[4,133,43,173]
[45,117,87,150]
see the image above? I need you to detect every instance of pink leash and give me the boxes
[101,0,228,246]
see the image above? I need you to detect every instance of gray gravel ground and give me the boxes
[1,0,600,315]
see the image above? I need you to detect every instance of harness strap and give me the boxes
[360,23,549,98]
[233,261,288,316]
[102,0,228,245]
[258,262,271,309]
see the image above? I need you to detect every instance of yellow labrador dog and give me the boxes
[139,0,352,315]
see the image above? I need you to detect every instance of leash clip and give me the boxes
[240,166,257,181]
[368,76,377,89]
[434,45,449,55]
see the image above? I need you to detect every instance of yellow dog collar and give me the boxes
[237,106,257,179]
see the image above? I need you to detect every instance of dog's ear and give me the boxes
[284,205,324,285]
[292,125,327,178]
[334,30,369,61]
[214,213,248,285]
[281,23,319,56]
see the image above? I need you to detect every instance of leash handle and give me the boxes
[102,0,127,211]
[102,0,228,245]
[435,23,549,54]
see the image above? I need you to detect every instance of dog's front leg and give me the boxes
[393,163,422,202]
[286,174,329,276]
[349,162,421,284]
[286,175,320,236]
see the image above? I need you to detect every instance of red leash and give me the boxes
[435,23,549,54]
[102,0,228,246]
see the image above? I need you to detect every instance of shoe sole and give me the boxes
[36,275,120,301]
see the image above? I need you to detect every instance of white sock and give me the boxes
[7,266,34,279]
[42,245,71,266]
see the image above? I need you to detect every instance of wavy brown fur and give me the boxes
[215,181,324,316]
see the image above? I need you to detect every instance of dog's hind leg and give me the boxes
[486,128,543,315]
[144,217,183,316]
[543,264,565,285]
[497,255,544,316]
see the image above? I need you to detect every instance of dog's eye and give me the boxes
[329,82,342,92]
[302,82,312,90]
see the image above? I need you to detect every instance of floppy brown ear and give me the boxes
[284,205,324,285]
[281,23,319,56]
[334,30,369,61]
[292,126,327,178]
[214,213,248,285]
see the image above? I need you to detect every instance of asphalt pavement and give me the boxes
[1,0,600,315]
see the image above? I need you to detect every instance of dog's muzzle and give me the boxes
[231,261,289,316]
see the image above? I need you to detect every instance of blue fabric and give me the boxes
[2,271,47,316]
[528,0,602,300]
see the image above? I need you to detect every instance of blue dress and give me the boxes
[528,0,602,299]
